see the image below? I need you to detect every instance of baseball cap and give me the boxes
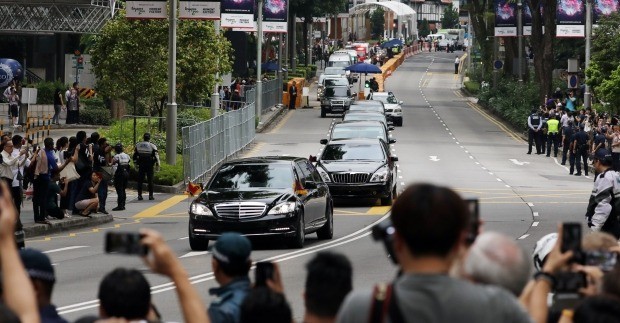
[593,148,613,163]
[211,233,251,266]
[19,248,55,282]
[533,233,557,272]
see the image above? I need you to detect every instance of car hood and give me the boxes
[318,160,384,173]
[384,103,400,110]
[195,189,292,205]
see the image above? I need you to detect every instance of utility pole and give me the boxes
[211,21,220,118]
[517,0,524,83]
[256,0,263,123]
[584,0,592,109]
[166,0,178,165]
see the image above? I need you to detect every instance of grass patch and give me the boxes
[463,81,480,94]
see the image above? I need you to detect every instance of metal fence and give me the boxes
[182,102,256,183]
[242,78,282,115]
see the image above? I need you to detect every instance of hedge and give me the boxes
[80,106,112,125]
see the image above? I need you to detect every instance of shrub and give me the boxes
[477,78,539,131]
[80,106,112,125]
[127,153,184,186]
[81,97,105,109]
[463,81,480,94]
[34,81,65,104]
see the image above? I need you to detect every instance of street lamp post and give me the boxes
[211,21,220,118]
[166,0,178,165]
[584,0,592,109]
[517,0,524,83]
[256,0,263,123]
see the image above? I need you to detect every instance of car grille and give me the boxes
[215,202,267,219]
[331,100,345,106]
[385,108,393,113]
[332,172,370,184]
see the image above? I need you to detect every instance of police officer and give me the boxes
[527,109,542,154]
[112,143,130,211]
[593,127,607,154]
[208,233,252,323]
[540,112,549,155]
[573,124,590,176]
[561,120,575,165]
[133,133,159,200]
[545,114,560,157]
[586,149,620,239]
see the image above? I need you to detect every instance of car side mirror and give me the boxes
[320,139,328,145]
[389,139,396,144]
[309,155,317,163]
[391,156,399,162]
[399,100,404,105]
[388,126,395,131]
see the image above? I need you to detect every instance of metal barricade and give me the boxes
[182,104,256,183]
[241,78,282,114]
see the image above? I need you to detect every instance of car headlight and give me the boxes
[190,203,213,216]
[317,167,331,182]
[268,202,296,215]
[394,108,402,113]
[370,165,390,182]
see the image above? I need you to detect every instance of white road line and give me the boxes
[552,157,570,172]
[488,172,494,175]
[475,162,480,165]
[532,222,539,227]
[179,251,210,259]
[481,167,487,170]
[43,246,89,254]
[496,178,502,182]
[505,185,511,188]
[178,237,189,240]
[533,212,539,217]
[465,150,469,153]
[518,234,530,240]
[528,202,534,207]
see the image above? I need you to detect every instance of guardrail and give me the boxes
[241,77,282,115]
[181,102,256,184]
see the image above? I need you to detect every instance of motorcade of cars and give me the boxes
[342,111,394,131]
[188,156,334,250]
[317,76,349,101]
[321,85,355,118]
[367,92,403,126]
[312,139,398,206]
[327,52,353,68]
[348,42,370,61]
[321,120,396,145]
[348,100,386,115]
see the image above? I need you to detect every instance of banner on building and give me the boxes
[125,1,167,19]
[556,0,585,37]
[221,0,255,28]
[494,0,517,36]
[262,0,288,33]
[523,0,533,36]
[180,0,221,19]
[594,0,619,23]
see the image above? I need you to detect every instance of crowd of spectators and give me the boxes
[2,182,620,323]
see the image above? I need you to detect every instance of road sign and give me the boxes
[493,60,503,70]
[568,74,579,89]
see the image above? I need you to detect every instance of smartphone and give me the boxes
[254,261,274,287]
[104,232,148,256]
[465,198,479,245]
[555,271,586,294]
[585,251,618,272]
[561,223,582,254]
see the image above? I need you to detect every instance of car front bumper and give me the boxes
[326,182,391,198]
[189,213,300,239]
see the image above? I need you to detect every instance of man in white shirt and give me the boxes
[454,55,460,74]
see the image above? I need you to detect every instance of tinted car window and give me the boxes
[349,105,383,113]
[210,164,293,189]
[295,161,312,185]
[324,67,345,75]
[325,87,350,97]
[332,126,386,141]
[321,143,384,161]
[323,78,348,87]
[343,113,387,124]
[329,61,349,68]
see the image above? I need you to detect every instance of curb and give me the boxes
[256,104,287,133]
[23,213,114,238]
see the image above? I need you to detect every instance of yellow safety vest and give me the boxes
[547,119,559,134]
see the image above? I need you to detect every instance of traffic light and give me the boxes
[365,80,370,88]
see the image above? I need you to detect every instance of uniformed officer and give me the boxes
[540,112,549,155]
[545,115,560,157]
[133,133,159,200]
[573,124,590,176]
[561,120,575,165]
[208,233,252,323]
[586,148,620,238]
[527,109,543,154]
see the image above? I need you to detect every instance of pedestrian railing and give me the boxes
[241,78,282,115]
[181,103,256,184]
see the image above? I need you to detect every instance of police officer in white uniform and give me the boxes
[527,109,543,154]
[133,133,159,200]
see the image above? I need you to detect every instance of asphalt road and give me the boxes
[25,50,594,322]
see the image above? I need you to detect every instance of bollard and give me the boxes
[46,115,51,136]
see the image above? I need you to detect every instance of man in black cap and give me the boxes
[209,232,252,323]
[133,133,159,200]
[586,148,620,238]
[573,123,590,176]
[19,248,68,323]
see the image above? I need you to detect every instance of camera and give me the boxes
[104,231,148,256]
[555,271,586,294]
[254,261,274,287]
[372,220,397,264]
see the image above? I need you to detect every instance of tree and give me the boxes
[528,0,557,102]
[586,12,620,92]
[419,19,431,38]
[441,4,459,29]
[597,65,620,111]
[370,7,385,39]
[468,1,495,78]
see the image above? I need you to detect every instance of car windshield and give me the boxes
[344,114,387,124]
[349,105,383,113]
[324,67,345,75]
[323,78,348,87]
[329,61,350,68]
[332,126,386,141]
[373,95,399,104]
[209,164,293,189]
[325,87,350,97]
[321,143,384,161]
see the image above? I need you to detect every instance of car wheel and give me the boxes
[290,212,305,248]
[381,189,393,206]
[316,201,334,240]
[396,119,403,127]
[321,108,326,118]
[188,225,209,251]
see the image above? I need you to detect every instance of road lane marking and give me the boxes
[43,246,89,254]
[133,195,189,218]
[518,234,530,240]
[533,212,539,217]
[528,202,534,207]
[179,251,210,259]
[532,222,539,227]
[267,110,294,134]
[366,206,391,215]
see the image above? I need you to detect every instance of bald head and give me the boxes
[463,232,531,296]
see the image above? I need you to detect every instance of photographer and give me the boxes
[337,183,530,323]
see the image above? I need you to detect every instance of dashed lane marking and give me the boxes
[518,234,530,240]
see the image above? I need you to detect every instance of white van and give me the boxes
[328,53,352,68]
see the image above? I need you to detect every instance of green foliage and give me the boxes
[463,81,480,94]
[34,81,65,104]
[153,153,184,185]
[81,97,105,109]
[370,7,385,38]
[589,12,620,92]
[441,4,459,29]
[597,65,620,113]
[177,108,212,129]
[478,78,540,130]
[99,118,166,154]
[419,19,431,38]
[80,106,112,125]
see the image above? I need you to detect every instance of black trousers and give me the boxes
[528,129,542,153]
[575,148,589,175]
[137,165,154,197]
[562,140,571,164]
[289,95,297,109]
[33,177,49,222]
[114,175,127,208]
[547,133,560,157]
